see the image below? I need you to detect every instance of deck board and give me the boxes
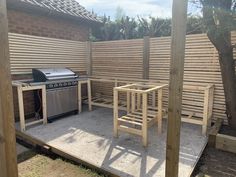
[16,107,207,177]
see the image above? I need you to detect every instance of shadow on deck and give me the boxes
[16,107,207,177]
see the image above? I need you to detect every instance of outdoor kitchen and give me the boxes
[12,68,90,131]
[9,27,218,177]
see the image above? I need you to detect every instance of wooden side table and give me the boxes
[113,83,168,147]
[12,82,47,131]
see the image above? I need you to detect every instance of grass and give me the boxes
[18,149,105,177]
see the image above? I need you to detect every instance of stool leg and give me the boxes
[127,92,130,113]
[131,92,136,113]
[17,86,25,131]
[78,82,82,113]
[158,89,163,134]
[142,93,148,147]
[113,89,119,137]
[87,79,92,111]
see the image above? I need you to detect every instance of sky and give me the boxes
[77,0,201,19]
[77,0,173,19]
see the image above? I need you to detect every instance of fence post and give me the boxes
[143,36,150,79]
[165,0,188,177]
[0,0,18,176]
[86,41,92,76]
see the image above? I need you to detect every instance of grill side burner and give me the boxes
[32,68,78,120]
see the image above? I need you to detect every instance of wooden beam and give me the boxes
[113,89,118,137]
[143,36,150,79]
[131,92,136,112]
[42,85,47,125]
[157,89,163,134]
[202,88,210,135]
[87,79,92,111]
[0,0,18,176]
[17,86,25,131]
[142,93,148,147]
[216,134,236,154]
[86,41,92,76]
[78,81,82,113]
[165,0,188,177]
[208,118,223,147]
[127,92,131,113]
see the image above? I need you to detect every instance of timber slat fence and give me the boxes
[9,32,236,123]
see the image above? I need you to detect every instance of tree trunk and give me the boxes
[201,0,236,129]
[218,49,236,129]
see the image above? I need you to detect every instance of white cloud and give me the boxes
[77,0,172,19]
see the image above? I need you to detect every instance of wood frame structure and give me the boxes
[13,78,92,131]
[88,76,214,136]
[181,84,214,135]
[216,133,236,154]
[78,79,92,113]
[113,83,168,147]
[88,76,161,110]
[0,0,18,176]
[12,81,47,131]
[208,118,236,154]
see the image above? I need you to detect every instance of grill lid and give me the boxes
[32,68,78,82]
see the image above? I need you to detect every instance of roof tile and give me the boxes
[14,0,101,23]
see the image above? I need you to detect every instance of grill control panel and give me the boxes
[46,81,78,89]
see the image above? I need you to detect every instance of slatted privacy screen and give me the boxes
[92,39,143,78]
[92,33,236,123]
[91,39,144,99]
[150,33,225,121]
[9,31,236,123]
[9,33,87,74]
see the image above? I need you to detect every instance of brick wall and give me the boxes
[7,9,90,41]
[8,9,91,120]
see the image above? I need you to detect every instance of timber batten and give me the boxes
[9,33,87,74]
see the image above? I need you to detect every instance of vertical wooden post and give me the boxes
[137,93,141,110]
[113,89,118,137]
[78,81,82,113]
[42,85,47,124]
[152,91,156,107]
[17,86,25,131]
[142,93,148,147]
[208,86,214,127]
[114,79,118,87]
[143,36,150,79]
[165,0,188,177]
[203,87,210,135]
[0,0,18,176]
[157,89,163,134]
[131,92,136,112]
[127,92,130,113]
[87,79,92,111]
[86,41,92,76]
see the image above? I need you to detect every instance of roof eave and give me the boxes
[7,1,102,26]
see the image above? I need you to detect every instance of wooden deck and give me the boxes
[16,107,207,177]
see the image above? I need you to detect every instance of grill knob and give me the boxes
[54,83,58,88]
[68,82,72,86]
[64,82,67,86]
[59,83,63,87]
[49,84,53,89]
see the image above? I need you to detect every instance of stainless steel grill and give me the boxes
[32,68,78,120]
